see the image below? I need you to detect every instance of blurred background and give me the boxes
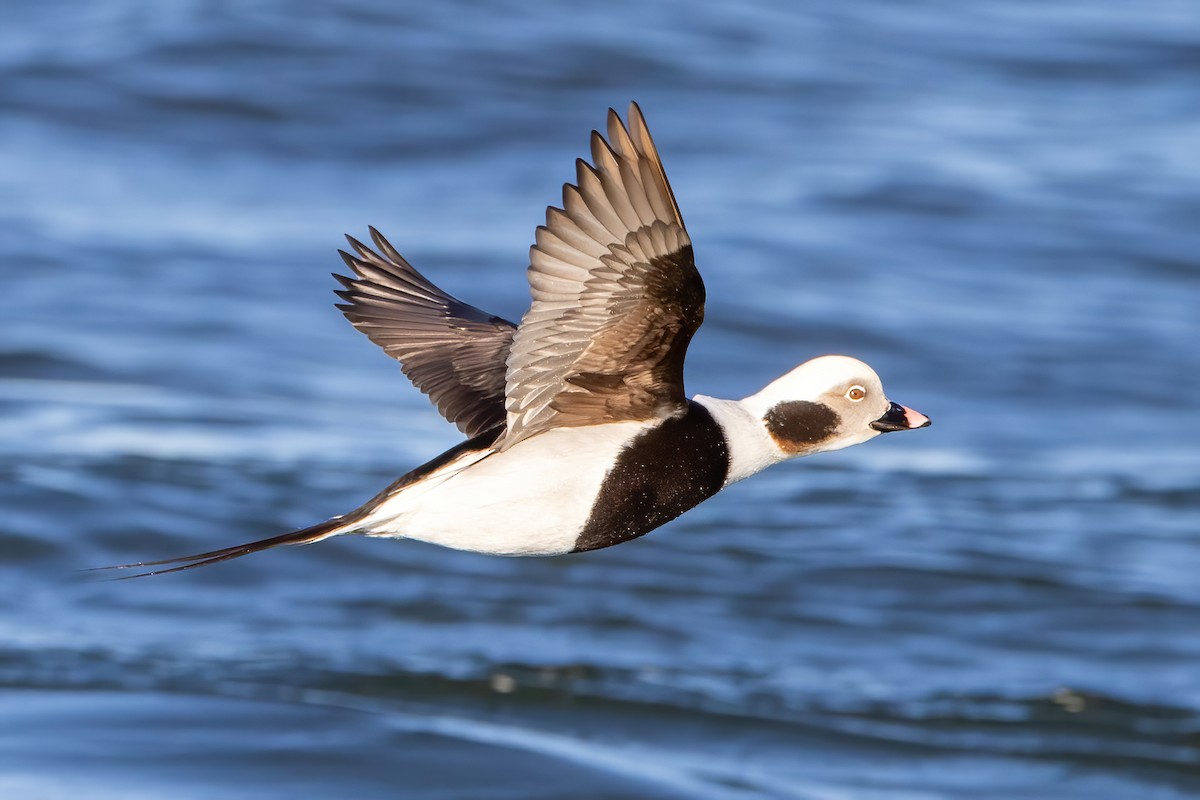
[2,1,1198,797]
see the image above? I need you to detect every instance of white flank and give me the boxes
[358,420,655,556]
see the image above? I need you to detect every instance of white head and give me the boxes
[741,355,929,459]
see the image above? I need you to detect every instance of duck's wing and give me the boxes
[335,227,515,437]
[500,102,702,449]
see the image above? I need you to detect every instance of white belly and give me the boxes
[358,421,654,556]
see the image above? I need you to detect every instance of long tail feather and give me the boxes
[90,517,350,580]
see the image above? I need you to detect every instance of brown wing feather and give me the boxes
[550,238,702,426]
[335,227,515,437]
[502,103,702,447]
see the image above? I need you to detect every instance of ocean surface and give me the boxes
[2,1,1198,797]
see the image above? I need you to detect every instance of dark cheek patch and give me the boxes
[764,401,840,452]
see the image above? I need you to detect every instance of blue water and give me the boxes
[3,1,1199,797]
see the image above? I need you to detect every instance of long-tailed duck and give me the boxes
[104,103,929,577]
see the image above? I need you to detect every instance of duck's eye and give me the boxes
[846,386,866,402]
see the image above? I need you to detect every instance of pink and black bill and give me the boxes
[870,402,931,433]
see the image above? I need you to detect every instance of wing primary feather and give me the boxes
[590,130,643,232]
[627,102,683,225]
[334,228,517,436]
[368,226,408,264]
[575,159,628,240]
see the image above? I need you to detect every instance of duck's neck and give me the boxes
[691,395,785,485]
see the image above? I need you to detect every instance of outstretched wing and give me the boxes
[501,102,703,448]
[335,227,515,437]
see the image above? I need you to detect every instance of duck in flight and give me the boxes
[104,102,929,578]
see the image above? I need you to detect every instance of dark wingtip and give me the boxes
[607,106,631,137]
[628,101,648,129]
[369,226,407,265]
[367,225,387,250]
[575,157,601,182]
[336,249,360,273]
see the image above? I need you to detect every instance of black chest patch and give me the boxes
[763,400,840,452]
[573,401,729,553]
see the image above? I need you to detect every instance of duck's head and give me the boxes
[743,355,930,458]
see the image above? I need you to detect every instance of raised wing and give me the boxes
[501,102,703,448]
[335,227,515,437]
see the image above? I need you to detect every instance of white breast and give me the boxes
[358,420,655,556]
